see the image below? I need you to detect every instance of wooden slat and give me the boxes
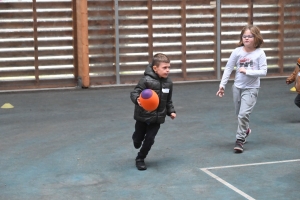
[278,0,284,74]
[33,0,39,84]
[248,0,253,24]
[148,0,153,63]
[181,0,187,80]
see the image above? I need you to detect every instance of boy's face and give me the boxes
[153,62,170,78]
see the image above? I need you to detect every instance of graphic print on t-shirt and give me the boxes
[239,57,253,69]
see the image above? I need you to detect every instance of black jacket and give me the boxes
[130,64,176,124]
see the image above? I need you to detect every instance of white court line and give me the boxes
[203,159,300,170]
[201,168,255,200]
[200,159,300,200]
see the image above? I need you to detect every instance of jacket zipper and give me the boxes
[156,79,162,122]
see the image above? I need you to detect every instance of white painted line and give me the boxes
[201,159,300,170]
[200,159,300,200]
[201,168,255,200]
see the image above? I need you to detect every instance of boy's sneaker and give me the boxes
[243,128,251,144]
[234,140,244,153]
[136,159,147,170]
[133,141,142,149]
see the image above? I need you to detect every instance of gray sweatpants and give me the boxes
[232,85,259,141]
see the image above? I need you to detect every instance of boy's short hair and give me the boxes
[237,25,264,48]
[151,53,170,67]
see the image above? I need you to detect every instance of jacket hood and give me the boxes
[144,64,159,79]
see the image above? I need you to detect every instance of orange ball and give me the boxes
[139,89,159,111]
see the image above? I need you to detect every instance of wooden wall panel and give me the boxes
[185,0,215,80]
[0,1,35,88]
[87,0,116,85]
[117,0,149,84]
[220,0,249,72]
[282,0,300,70]
[1,0,300,90]
[0,0,76,90]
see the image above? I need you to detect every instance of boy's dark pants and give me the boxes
[295,94,300,108]
[132,120,160,159]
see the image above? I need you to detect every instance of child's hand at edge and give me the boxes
[286,80,291,85]
[239,67,246,74]
[170,113,176,120]
[137,97,142,106]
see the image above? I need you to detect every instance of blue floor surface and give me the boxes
[0,78,299,200]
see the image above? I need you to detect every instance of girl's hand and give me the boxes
[239,67,246,74]
[170,113,176,120]
[216,87,225,97]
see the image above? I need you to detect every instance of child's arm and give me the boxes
[219,51,238,89]
[166,84,176,116]
[217,50,238,98]
[286,66,297,84]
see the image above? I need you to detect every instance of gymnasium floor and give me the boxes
[0,78,299,200]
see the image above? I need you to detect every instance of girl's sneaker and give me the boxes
[243,128,251,144]
[234,140,244,153]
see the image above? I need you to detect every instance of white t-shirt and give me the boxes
[220,46,267,89]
